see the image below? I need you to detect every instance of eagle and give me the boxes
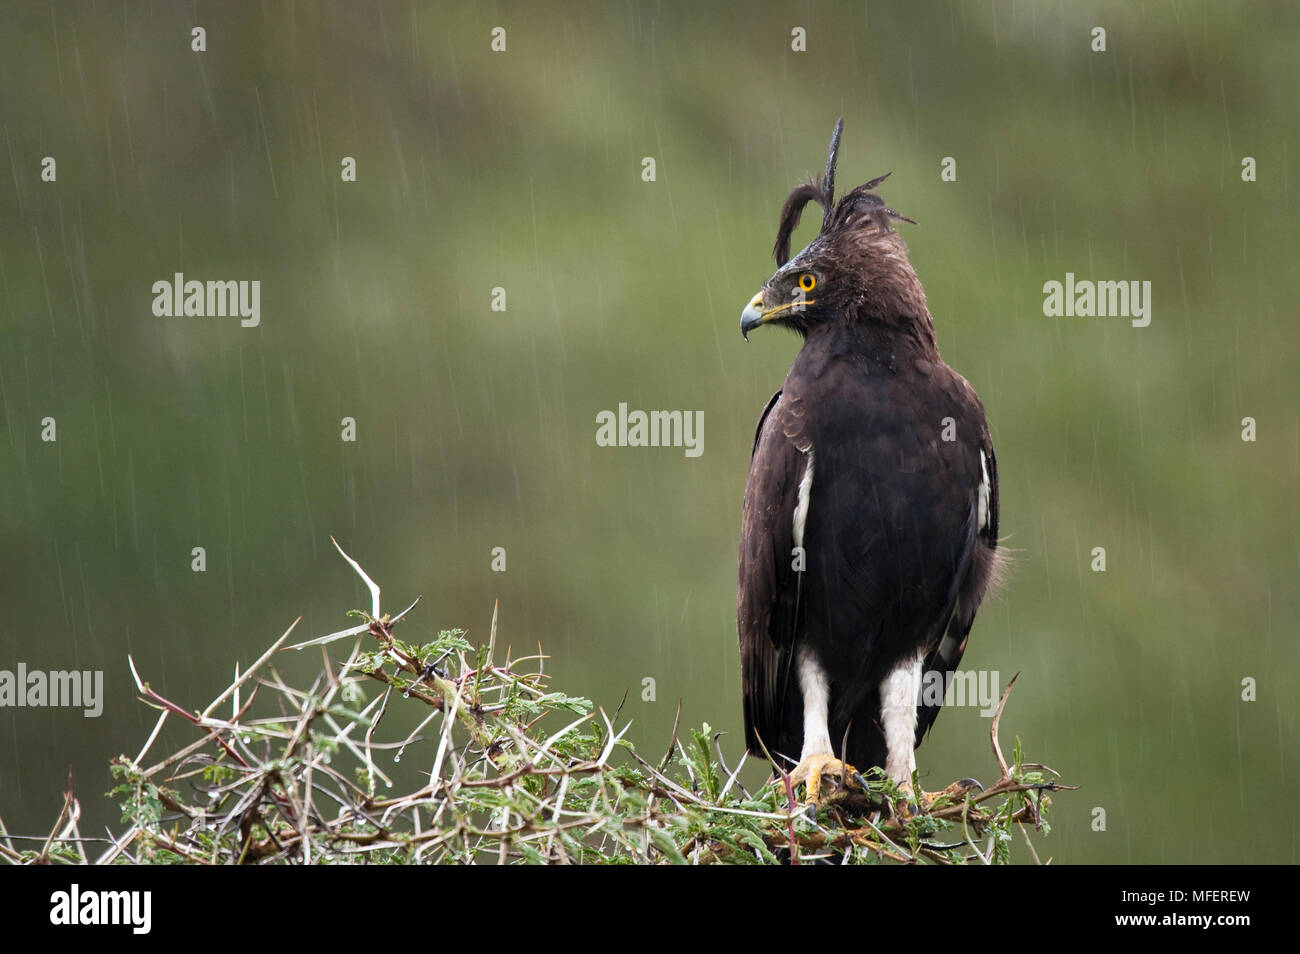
[737,119,1004,811]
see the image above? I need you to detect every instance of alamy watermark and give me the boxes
[151,273,260,327]
[0,664,103,717]
[920,669,1002,717]
[1042,272,1150,327]
[595,403,703,458]
[50,884,150,933]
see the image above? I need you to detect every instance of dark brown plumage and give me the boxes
[737,120,1004,801]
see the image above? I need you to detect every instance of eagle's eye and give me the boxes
[798,273,817,292]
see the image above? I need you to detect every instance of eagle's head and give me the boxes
[740,119,929,340]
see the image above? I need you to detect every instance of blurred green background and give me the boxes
[1,1,1296,863]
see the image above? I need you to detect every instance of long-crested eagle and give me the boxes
[737,119,1004,811]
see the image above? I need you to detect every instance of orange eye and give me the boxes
[799,273,816,292]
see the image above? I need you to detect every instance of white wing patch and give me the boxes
[793,447,814,551]
[977,449,991,532]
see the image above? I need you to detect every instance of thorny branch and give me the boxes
[2,542,1073,865]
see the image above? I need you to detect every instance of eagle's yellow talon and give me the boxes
[782,753,860,809]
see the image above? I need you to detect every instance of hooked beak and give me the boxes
[740,292,766,340]
[741,290,811,339]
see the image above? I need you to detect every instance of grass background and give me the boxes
[1,1,1296,863]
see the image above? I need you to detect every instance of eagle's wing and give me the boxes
[916,408,1002,743]
[738,390,812,762]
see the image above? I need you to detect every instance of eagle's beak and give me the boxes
[740,292,766,340]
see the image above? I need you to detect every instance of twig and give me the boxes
[990,671,1020,779]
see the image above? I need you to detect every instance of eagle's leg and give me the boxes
[783,649,860,810]
[881,651,925,814]
[880,654,983,815]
